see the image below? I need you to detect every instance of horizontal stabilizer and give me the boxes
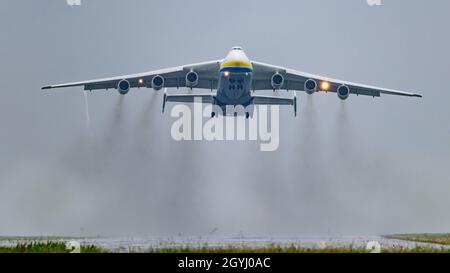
[162,91,215,113]
[252,94,297,116]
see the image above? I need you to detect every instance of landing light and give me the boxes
[138,78,144,85]
[321,81,330,91]
[224,71,230,77]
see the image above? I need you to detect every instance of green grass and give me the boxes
[147,245,450,253]
[0,242,105,253]
[148,245,368,253]
[2,242,446,253]
[1,234,450,253]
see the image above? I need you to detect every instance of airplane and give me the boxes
[42,46,422,118]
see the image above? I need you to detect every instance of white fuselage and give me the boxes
[215,47,254,108]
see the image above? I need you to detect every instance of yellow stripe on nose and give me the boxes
[220,61,253,69]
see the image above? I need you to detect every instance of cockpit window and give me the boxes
[232,46,243,51]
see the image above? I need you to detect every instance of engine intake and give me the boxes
[152,75,165,91]
[117,79,130,95]
[337,84,350,100]
[185,71,199,88]
[271,73,284,90]
[304,79,317,94]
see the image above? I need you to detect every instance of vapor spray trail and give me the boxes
[100,95,127,165]
[293,96,332,223]
[103,95,126,148]
[54,95,128,184]
[334,102,363,168]
[135,91,160,155]
[336,102,350,156]
[297,95,322,172]
[334,101,364,179]
[83,91,91,130]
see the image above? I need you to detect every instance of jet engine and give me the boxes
[185,71,199,88]
[152,75,165,91]
[337,84,350,100]
[271,73,284,90]
[117,79,130,95]
[304,79,317,94]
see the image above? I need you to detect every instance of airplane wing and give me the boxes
[251,61,422,98]
[42,60,221,91]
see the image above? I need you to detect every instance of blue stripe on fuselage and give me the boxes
[219,67,253,73]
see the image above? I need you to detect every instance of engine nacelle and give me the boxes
[271,73,284,90]
[337,84,350,100]
[152,75,165,91]
[185,71,199,88]
[117,79,130,95]
[304,79,317,95]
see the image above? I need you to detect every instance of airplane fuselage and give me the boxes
[215,47,254,109]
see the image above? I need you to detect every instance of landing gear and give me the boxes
[293,94,298,117]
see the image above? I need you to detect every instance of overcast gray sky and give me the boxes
[0,0,449,237]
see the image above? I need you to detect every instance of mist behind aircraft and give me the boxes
[0,0,449,237]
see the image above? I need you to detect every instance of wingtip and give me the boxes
[41,86,52,90]
[414,94,423,98]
